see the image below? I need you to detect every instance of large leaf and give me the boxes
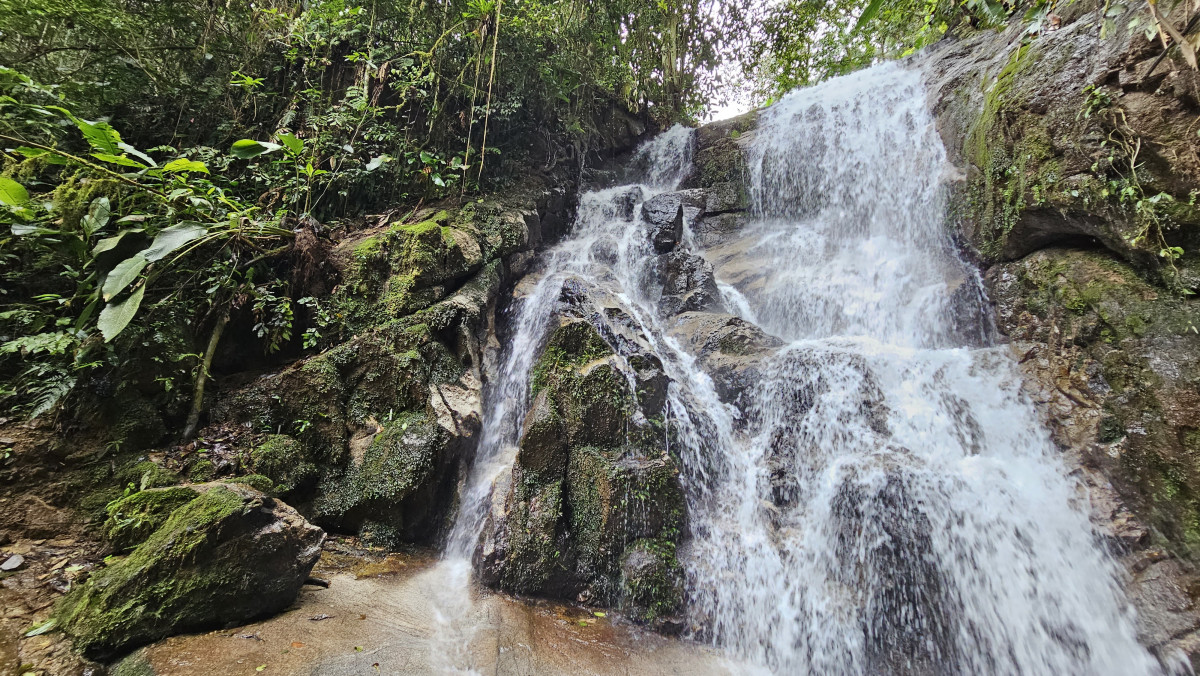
[102,254,148,301]
[142,222,207,262]
[75,118,122,155]
[854,0,885,30]
[92,229,144,257]
[91,153,146,168]
[278,133,304,156]
[162,158,209,174]
[0,177,29,206]
[231,139,282,159]
[81,197,111,236]
[118,142,157,167]
[98,283,145,342]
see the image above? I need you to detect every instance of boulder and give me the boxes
[642,191,703,254]
[478,311,687,616]
[55,483,325,659]
[656,251,727,317]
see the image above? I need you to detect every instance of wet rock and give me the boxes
[517,390,567,475]
[610,186,645,220]
[55,483,324,659]
[667,311,782,411]
[478,317,687,614]
[693,212,749,248]
[656,251,727,317]
[619,539,685,626]
[642,196,685,253]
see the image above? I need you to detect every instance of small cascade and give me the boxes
[432,62,1165,676]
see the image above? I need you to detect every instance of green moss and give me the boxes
[619,538,684,623]
[104,486,202,552]
[228,474,275,493]
[251,435,318,494]
[122,461,179,490]
[54,486,247,656]
[188,459,216,482]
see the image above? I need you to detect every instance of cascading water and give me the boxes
[682,62,1162,674]
[433,61,1167,675]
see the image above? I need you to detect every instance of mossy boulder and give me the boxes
[480,316,687,615]
[250,435,318,495]
[619,538,685,625]
[103,486,202,552]
[311,411,449,541]
[55,483,325,659]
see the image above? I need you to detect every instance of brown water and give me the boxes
[129,552,746,675]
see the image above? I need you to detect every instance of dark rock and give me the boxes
[656,251,727,318]
[619,538,685,625]
[478,317,687,613]
[55,483,324,659]
[642,191,704,253]
[517,390,567,475]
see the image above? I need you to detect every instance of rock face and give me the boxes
[477,295,688,626]
[55,483,324,659]
[207,190,572,547]
[914,5,1200,663]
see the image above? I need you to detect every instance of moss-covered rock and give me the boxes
[250,435,318,495]
[480,316,688,614]
[311,411,447,539]
[989,248,1200,558]
[103,486,202,552]
[619,538,685,624]
[55,483,324,659]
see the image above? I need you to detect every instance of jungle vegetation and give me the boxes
[0,0,1182,437]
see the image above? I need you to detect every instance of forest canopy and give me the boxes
[0,0,1098,429]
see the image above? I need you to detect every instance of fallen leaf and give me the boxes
[593,611,606,618]
[358,614,366,620]
[355,646,363,652]
[24,618,56,637]
[256,666,266,672]
[291,641,305,648]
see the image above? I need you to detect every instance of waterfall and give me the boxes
[433,62,1164,675]
[683,62,1160,675]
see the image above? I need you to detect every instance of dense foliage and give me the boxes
[0,0,746,432]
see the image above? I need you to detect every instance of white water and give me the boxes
[433,62,1164,675]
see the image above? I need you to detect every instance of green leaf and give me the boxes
[231,139,283,159]
[81,197,111,236]
[24,618,57,637]
[142,222,206,262]
[855,0,885,30]
[118,142,157,167]
[75,118,122,155]
[102,254,148,301]
[98,283,145,342]
[0,177,29,205]
[162,158,210,174]
[278,133,304,156]
[92,229,144,257]
[91,153,146,168]
[419,151,435,165]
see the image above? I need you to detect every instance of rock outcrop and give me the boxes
[477,295,688,626]
[55,482,324,659]
[205,190,572,547]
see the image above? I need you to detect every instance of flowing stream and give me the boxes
[433,62,1164,675]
